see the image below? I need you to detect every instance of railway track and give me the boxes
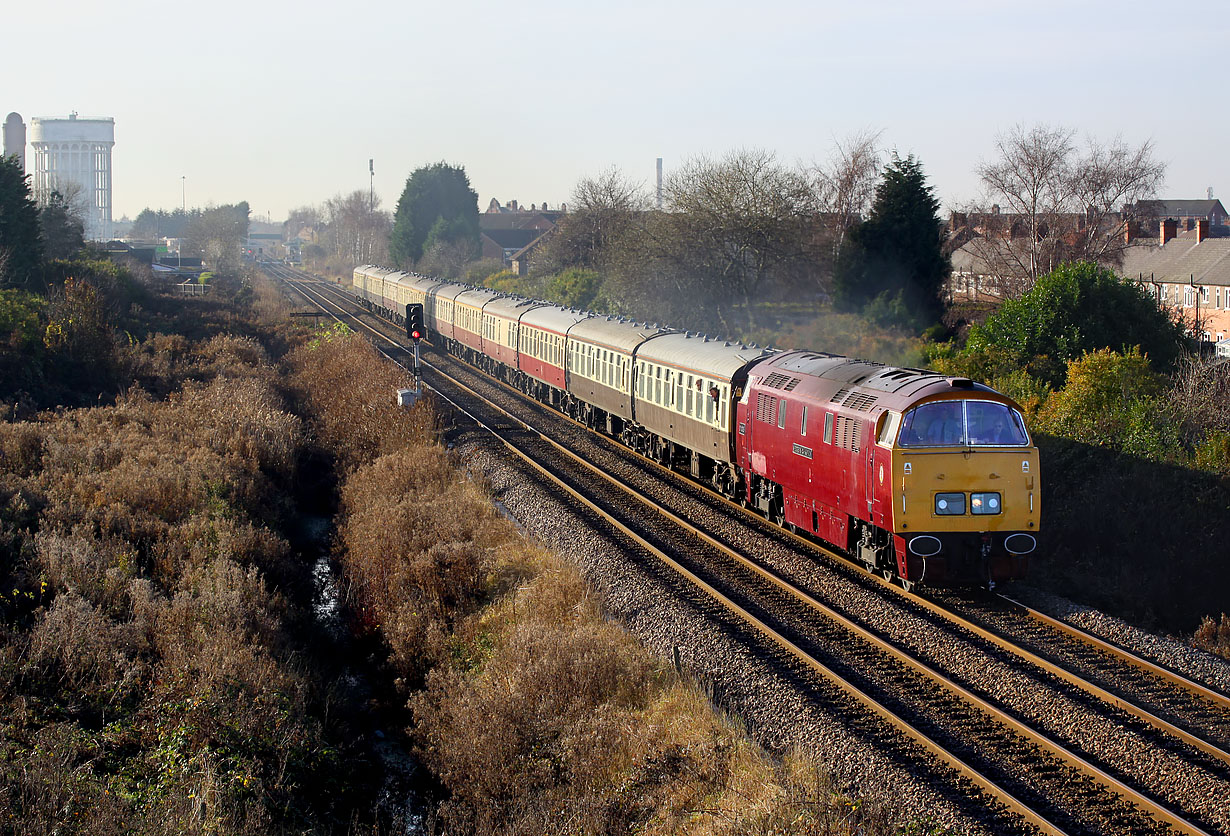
[267,265,1230,836]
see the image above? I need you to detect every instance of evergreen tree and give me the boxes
[39,190,86,260]
[389,162,479,267]
[832,153,949,329]
[0,154,44,287]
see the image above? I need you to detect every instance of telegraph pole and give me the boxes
[369,159,374,212]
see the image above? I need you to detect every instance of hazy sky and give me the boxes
[8,0,1227,222]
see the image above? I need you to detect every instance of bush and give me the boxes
[965,261,1190,386]
[1033,347,1174,455]
[1193,614,1230,660]
[286,325,435,474]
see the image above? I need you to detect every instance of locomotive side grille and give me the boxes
[755,392,777,424]
[843,392,878,411]
[763,373,801,391]
[833,415,860,451]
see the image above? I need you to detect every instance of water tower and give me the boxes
[29,112,115,240]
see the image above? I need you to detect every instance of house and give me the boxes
[480,228,542,265]
[1127,199,1228,233]
[478,199,565,269]
[1119,219,1230,341]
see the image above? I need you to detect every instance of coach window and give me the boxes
[655,367,662,404]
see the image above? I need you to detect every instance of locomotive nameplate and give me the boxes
[792,443,813,459]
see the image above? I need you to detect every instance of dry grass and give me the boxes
[0,307,360,833]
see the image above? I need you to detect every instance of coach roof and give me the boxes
[569,316,673,353]
[636,332,771,382]
[519,304,591,335]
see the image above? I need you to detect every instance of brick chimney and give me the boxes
[1197,219,1210,243]
[1161,218,1178,245]
[1124,220,1136,245]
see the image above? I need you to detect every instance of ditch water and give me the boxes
[300,513,431,835]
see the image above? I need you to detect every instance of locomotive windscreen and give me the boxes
[898,401,1028,447]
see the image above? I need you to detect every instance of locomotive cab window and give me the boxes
[898,401,1029,447]
[876,412,899,447]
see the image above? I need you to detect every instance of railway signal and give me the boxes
[407,303,425,341]
[406,303,425,393]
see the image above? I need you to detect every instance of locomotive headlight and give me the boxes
[934,492,965,515]
[971,492,1001,515]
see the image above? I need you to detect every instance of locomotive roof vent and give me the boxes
[949,378,975,388]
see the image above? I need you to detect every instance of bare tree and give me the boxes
[976,124,1075,284]
[324,191,390,267]
[815,129,883,256]
[539,167,648,272]
[625,148,823,332]
[1067,137,1166,264]
[283,205,324,240]
[970,124,1165,295]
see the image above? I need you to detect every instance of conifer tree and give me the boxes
[0,154,44,287]
[833,153,949,329]
[389,162,480,267]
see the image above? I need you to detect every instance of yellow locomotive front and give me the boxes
[887,395,1040,587]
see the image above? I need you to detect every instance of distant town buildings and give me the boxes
[1119,210,1230,343]
[481,199,565,274]
[28,112,115,241]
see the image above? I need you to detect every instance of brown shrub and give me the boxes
[0,721,133,835]
[0,421,45,477]
[285,328,436,472]
[1194,613,1230,660]
[338,444,498,673]
[21,593,147,708]
[35,528,138,616]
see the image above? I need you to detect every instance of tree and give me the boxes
[833,153,949,329]
[389,163,479,267]
[539,167,648,273]
[324,191,390,266]
[0,154,43,288]
[39,189,86,260]
[815,129,883,257]
[971,124,1165,293]
[646,149,823,331]
[965,261,1191,385]
[185,202,250,274]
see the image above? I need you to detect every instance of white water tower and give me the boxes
[29,112,115,240]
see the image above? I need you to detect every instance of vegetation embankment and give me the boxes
[290,328,916,835]
[0,267,397,832]
[928,262,1230,646]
